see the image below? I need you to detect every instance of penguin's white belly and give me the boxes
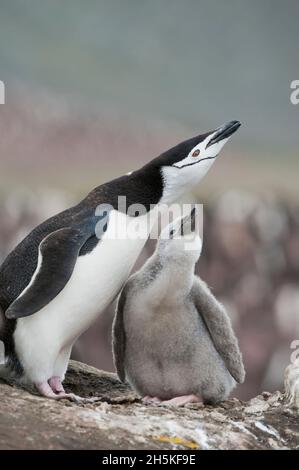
[14,211,150,381]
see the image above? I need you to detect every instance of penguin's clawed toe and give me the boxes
[56,393,102,404]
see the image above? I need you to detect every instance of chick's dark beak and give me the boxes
[180,207,197,235]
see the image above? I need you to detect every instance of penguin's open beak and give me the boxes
[180,207,197,234]
[206,120,241,148]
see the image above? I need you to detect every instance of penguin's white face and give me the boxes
[172,130,228,170]
[160,120,241,204]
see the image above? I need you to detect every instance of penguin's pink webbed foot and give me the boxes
[35,378,79,402]
[35,381,61,399]
[160,394,201,406]
[35,378,102,404]
[48,376,65,394]
[48,376,85,402]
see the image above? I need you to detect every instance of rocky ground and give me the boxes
[0,361,298,450]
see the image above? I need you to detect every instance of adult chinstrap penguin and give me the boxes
[113,209,245,406]
[0,120,241,400]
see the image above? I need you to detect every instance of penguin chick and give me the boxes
[113,209,245,406]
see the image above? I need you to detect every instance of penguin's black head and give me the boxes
[143,120,241,203]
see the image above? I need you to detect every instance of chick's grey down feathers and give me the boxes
[113,243,245,404]
[191,277,245,384]
[114,276,245,383]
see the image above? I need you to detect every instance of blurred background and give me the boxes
[0,0,298,400]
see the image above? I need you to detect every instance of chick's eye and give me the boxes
[192,149,200,157]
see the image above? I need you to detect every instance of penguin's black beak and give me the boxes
[206,120,241,148]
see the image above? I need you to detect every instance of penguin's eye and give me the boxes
[192,149,200,157]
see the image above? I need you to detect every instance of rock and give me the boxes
[0,360,298,450]
[244,397,270,414]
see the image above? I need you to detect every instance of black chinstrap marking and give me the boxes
[173,155,217,170]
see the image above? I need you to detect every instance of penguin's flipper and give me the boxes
[5,227,94,319]
[112,286,128,383]
[192,277,245,384]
